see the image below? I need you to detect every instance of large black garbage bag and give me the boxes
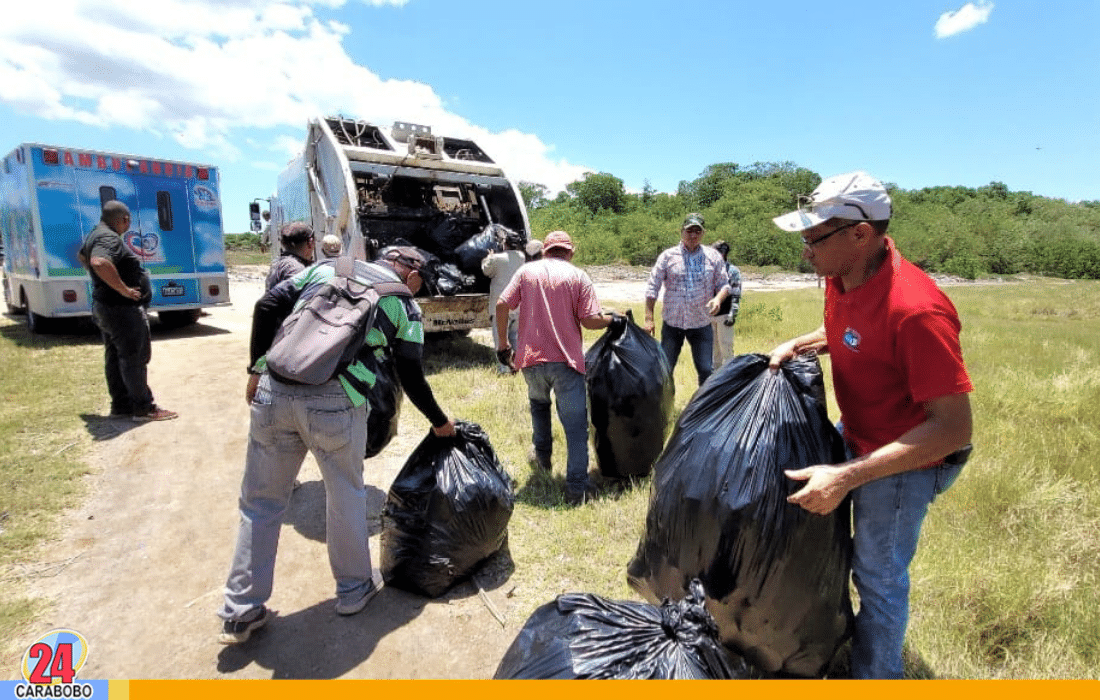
[426,214,472,255]
[626,354,852,678]
[585,312,674,478]
[381,421,515,597]
[494,579,749,679]
[364,350,402,459]
[454,224,505,275]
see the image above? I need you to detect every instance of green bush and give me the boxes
[528,166,1100,279]
[224,233,263,250]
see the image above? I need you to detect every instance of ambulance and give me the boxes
[0,143,230,332]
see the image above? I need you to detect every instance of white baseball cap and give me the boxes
[772,170,892,232]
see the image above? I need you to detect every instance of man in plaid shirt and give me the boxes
[644,213,732,386]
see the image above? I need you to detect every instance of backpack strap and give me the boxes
[334,257,412,298]
[372,280,413,298]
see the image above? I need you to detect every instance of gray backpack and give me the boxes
[266,257,410,385]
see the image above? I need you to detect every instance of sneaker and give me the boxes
[335,580,382,616]
[132,407,179,423]
[565,485,599,507]
[218,606,270,645]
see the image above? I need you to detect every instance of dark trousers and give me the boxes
[660,322,714,386]
[92,302,154,415]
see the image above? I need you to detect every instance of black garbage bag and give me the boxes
[585,311,674,479]
[364,349,402,459]
[428,261,473,296]
[493,579,750,679]
[426,213,472,256]
[626,354,852,678]
[454,224,506,275]
[381,420,515,597]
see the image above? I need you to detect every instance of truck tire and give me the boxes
[20,290,51,334]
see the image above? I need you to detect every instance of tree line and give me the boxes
[520,162,1100,279]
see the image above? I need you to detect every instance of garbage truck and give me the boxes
[263,116,531,333]
[0,143,231,332]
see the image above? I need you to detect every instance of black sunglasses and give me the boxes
[801,222,858,248]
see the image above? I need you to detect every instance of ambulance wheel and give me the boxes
[20,290,50,334]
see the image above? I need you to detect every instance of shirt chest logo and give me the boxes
[843,327,861,352]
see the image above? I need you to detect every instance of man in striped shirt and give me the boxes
[644,213,732,386]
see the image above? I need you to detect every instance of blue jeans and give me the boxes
[660,322,714,386]
[522,362,590,492]
[92,302,154,415]
[844,432,966,678]
[220,373,373,621]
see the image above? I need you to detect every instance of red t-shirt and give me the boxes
[824,237,973,460]
[499,257,603,374]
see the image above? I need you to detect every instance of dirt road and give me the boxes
[11,266,823,680]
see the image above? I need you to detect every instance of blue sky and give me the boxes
[1,0,1096,233]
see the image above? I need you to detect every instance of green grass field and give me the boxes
[1,275,1097,678]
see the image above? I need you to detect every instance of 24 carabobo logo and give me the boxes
[4,629,104,700]
[21,629,87,684]
[13,629,94,698]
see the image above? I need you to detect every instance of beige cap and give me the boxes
[321,234,342,256]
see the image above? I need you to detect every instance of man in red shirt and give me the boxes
[495,231,617,506]
[768,171,973,679]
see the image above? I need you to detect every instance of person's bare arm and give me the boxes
[644,297,657,335]
[768,325,828,370]
[495,301,512,350]
[785,393,973,515]
[494,300,516,373]
[580,310,615,331]
[705,287,729,315]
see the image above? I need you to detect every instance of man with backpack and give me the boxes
[218,241,456,644]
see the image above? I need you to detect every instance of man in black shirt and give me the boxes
[78,201,177,422]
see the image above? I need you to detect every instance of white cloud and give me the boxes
[0,0,587,192]
[935,1,994,39]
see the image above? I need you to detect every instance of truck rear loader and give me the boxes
[264,116,531,333]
